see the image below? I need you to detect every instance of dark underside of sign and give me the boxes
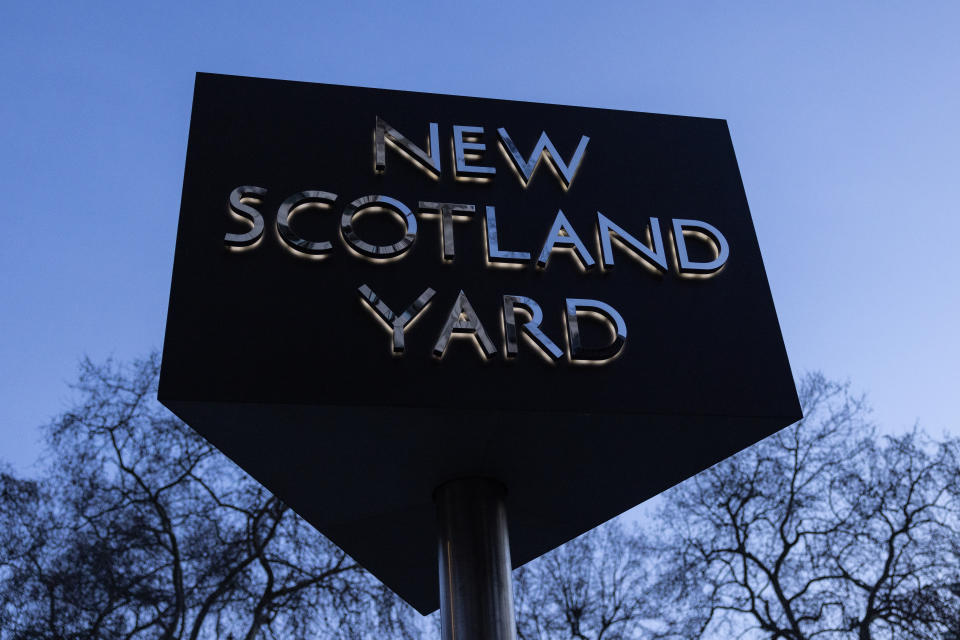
[160,73,801,614]
[163,400,793,614]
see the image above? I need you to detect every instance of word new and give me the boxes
[375,117,589,188]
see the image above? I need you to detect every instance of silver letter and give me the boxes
[485,206,531,265]
[502,295,563,361]
[277,190,337,255]
[374,117,441,178]
[224,186,266,248]
[418,201,476,261]
[671,219,729,274]
[565,299,627,362]
[537,210,595,270]
[358,284,435,353]
[497,128,589,188]
[341,195,418,260]
[433,291,497,360]
[453,125,495,179]
[596,212,667,272]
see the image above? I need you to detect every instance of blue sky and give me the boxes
[1,1,958,475]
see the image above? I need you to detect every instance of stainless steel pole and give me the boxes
[435,477,517,640]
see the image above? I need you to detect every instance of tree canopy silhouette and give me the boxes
[650,373,960,640]
[0,354,414,640]
[1,359,958,640]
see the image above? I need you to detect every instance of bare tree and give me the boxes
[651,373,960,640]
[0,353,414,640]
[4,358,958,640]
[514,521,658,640]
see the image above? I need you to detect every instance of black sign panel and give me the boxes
[160,72,801,614]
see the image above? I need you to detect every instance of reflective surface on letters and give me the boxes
[358,284,435,353]
[597,212,667,272]
[374,117,441,178]
[224,186,267,247]
[452,125,495,178]
[672,219,730,274]
[418,201,476,261]
[537,210,596,270]
[484,206,531,264]
[497,128,589,188]
[565,299,627,362]
[433,290,497,359]
[341,195,418,259]
[277,190,338,255]
[502,295,563,361]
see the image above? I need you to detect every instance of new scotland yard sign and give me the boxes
[159,72,801,614]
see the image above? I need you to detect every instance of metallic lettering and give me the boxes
[418,201,476,261]
[358,284,436,353]
[374,117,441,178]
[453,125,495,178]
[497,128,589,188]
[597,212,667,272]
[340,195,418,260]
[433,291,497,360]
[502,295,563,361]
[565,299,627,362]
[276,190,338,255]
[224,186,267,248]
[537,210,596,270]
[485,206,531,265]
[672,219,730,274]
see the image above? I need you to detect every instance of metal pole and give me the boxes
[435,477,517,640]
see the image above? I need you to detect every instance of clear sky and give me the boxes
[1,1,958,475]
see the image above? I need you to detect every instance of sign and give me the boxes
[159,73,801,614]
